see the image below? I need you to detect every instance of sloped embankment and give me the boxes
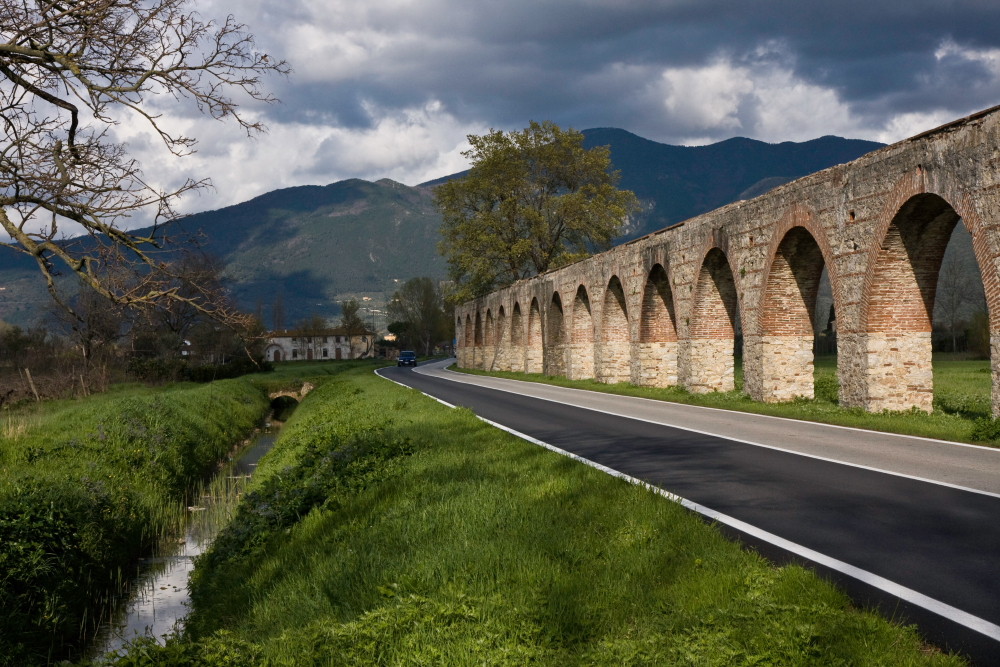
[0,379,268,665]
[128,367,962,665]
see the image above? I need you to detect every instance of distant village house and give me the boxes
[265,327,375,362]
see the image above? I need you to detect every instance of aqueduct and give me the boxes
[454,105,1000,415]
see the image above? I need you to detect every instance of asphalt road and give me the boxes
[378,360,1000,665]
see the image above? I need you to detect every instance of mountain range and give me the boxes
[0,130,886,328]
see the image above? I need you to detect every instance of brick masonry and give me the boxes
[455,106,1000,415]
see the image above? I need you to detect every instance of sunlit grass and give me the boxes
[0,378,269,664]
[456,354,998,446]
[137,367,967,666]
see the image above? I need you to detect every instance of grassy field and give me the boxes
[102,363,965,665]
[457,355,999,446]
[0,378,270,665]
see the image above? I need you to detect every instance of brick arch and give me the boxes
[544,291,567,375]
[509,302,524,372]
[526,297,543,373]
[687,247,740,393]
[474,311,483,345]
[464,314,473,348]
[494,305,508,370]
[755,225,829,401]
[598,276,631,383]
[640,264,677,343]
[865,193,961,334]
[570,285,595,379]
[953,191,1000,334]
[511,302,524,346]
[691,247,740,340]
[484,309,496,346]
[757,205,842,333]
[954,191,1000,417]
[861,182,998,330]
[858,191,965,411]
[638,263,679,387]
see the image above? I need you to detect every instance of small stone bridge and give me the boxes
[455,105,1000,415]
[268,382,314,403]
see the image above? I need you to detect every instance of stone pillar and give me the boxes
[544,344,567,376]
[684,338,735,393]
[507,344,526,373]
[861,331,933,412]
[757,335,815,401]
[525,345,543,374]
[481,344,498,371]
[635,341,679,387]
[567,343,595,380]
[598,339,632,384]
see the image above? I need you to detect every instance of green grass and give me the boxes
[108,366,964,665]
[0,378,269,665]
[456,355,999,446]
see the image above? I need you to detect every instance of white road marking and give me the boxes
[375,364,1000,642]
[412,362,1000,500]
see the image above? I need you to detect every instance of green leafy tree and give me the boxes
[340,298,370,358]
[435,121,638,301]
[387,277,451,356]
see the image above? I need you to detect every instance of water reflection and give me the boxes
[89,427,279,659]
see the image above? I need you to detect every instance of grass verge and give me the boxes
[455,355,1000,446]
[0,378,269,665]
[106,365,964,665]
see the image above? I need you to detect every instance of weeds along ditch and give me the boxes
[0,378,270,665]
[97,364,964,665]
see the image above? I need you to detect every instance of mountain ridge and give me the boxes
[0,129,886,327]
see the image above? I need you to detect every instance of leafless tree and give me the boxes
[0,0,289,324]
[936,252,976,352]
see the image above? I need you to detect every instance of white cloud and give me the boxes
[935,39,1000,77]
[659,60,754,133]
[109,98,481,224]
[871,110,958,144]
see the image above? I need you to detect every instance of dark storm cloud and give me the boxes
[259,0,1000,146]
[115,0,1000,221]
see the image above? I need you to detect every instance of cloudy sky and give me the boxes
[128,0,1000,217]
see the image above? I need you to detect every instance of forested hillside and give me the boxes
[1,130,888,327]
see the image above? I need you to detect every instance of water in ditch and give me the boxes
[86,421,281,660]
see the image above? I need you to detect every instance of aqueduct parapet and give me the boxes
[455,106,1000,416]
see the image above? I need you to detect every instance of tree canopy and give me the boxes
[0,0,288,322]
[387,276,451,355]
[435,121,638,302]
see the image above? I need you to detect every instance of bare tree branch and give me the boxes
[1,0,289,324]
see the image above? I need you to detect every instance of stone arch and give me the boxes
[860,192,965,411]
[756,226,829,401]
[511,303,524,346]
[495,305,509,370]
[527,297,543,373]
[473,311,483,368]
[545,291,567,376]
[570,285,595,379]
[484,309,496,346]
[510,302,525,372]
[638,263,678,386]
[598,276,631,383]
[687,247,740,393]
[458,314,472,367]
[474,311,483,345]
